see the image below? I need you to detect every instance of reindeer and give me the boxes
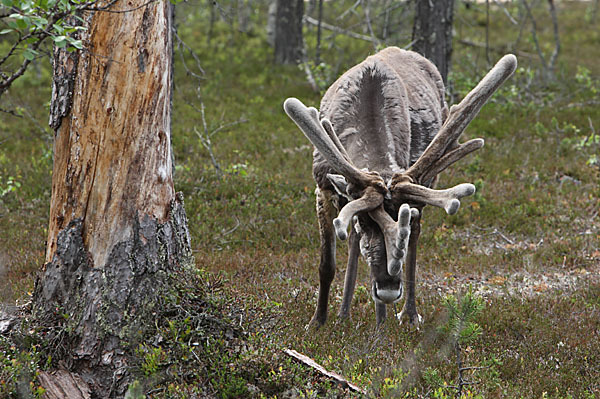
[284,47,516,327]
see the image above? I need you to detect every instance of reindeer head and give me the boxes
[284,54,517,311]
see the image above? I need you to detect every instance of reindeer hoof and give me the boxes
[397,309,424,328]
[306,316,326,331]
[337,310,351,320]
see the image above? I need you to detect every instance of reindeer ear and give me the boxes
[326,173,350,198]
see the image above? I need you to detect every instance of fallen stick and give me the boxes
[283,348,366,394]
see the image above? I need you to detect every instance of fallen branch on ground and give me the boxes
[283,349,366,394]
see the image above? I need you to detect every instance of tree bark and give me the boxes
[33,1,193,397]
[411,0,455,84]
[266,0,277,47]
[274,0,304,64]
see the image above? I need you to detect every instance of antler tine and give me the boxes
[369,207,398,274]
[284,98,367,186]
[369,204,419,276]
[393,182,475,215]
[321,118,352,165]
[420,138,485,186]
[333,186,382,240]
[285,98,389,241]
[406,54,517,181]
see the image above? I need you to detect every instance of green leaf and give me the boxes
[1,0,12,6]
[55,38,67,48]
[16,17,29,31]
[64,26,86,34]
[24,15,34,29]
[31,16,49,29]
[68,39,83,50]
[0,29,13,35]
[23,48,37,61]
[52,24,65,34]
[73,14,85,24]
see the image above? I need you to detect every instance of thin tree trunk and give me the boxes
[382,0,392,41]
[547,0,560,75]
[208,0,217,44]
[486,0,491,65]
[411,0,455,83]
[267,0,277,47]
[521,0,560,81]
[34,1,193,397]
[274,0,304,64]
[315,0,323,65]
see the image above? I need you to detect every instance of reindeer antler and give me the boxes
[392,54,518,213]
[284,98,384,189]
[369,204,419,276]
[284,55,517,274]
[284,98,387,240]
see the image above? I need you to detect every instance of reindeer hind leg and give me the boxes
[308,188,338,328]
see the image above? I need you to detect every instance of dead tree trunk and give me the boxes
[33,1,193,397]
[274,0,304,64]
[411,0,455,84]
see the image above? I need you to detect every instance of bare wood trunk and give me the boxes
[411,0,455,83]
[33,1,193,397]
[46,2,175,267]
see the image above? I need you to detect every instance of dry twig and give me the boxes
[283,349,366,394]
[304,15,381,44]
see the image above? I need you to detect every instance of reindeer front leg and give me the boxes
[339,227,360,320]
[398,210,423,326]
[309,188,338,328]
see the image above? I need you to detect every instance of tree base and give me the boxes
[37,369,91,399]
[32,194,193,398]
